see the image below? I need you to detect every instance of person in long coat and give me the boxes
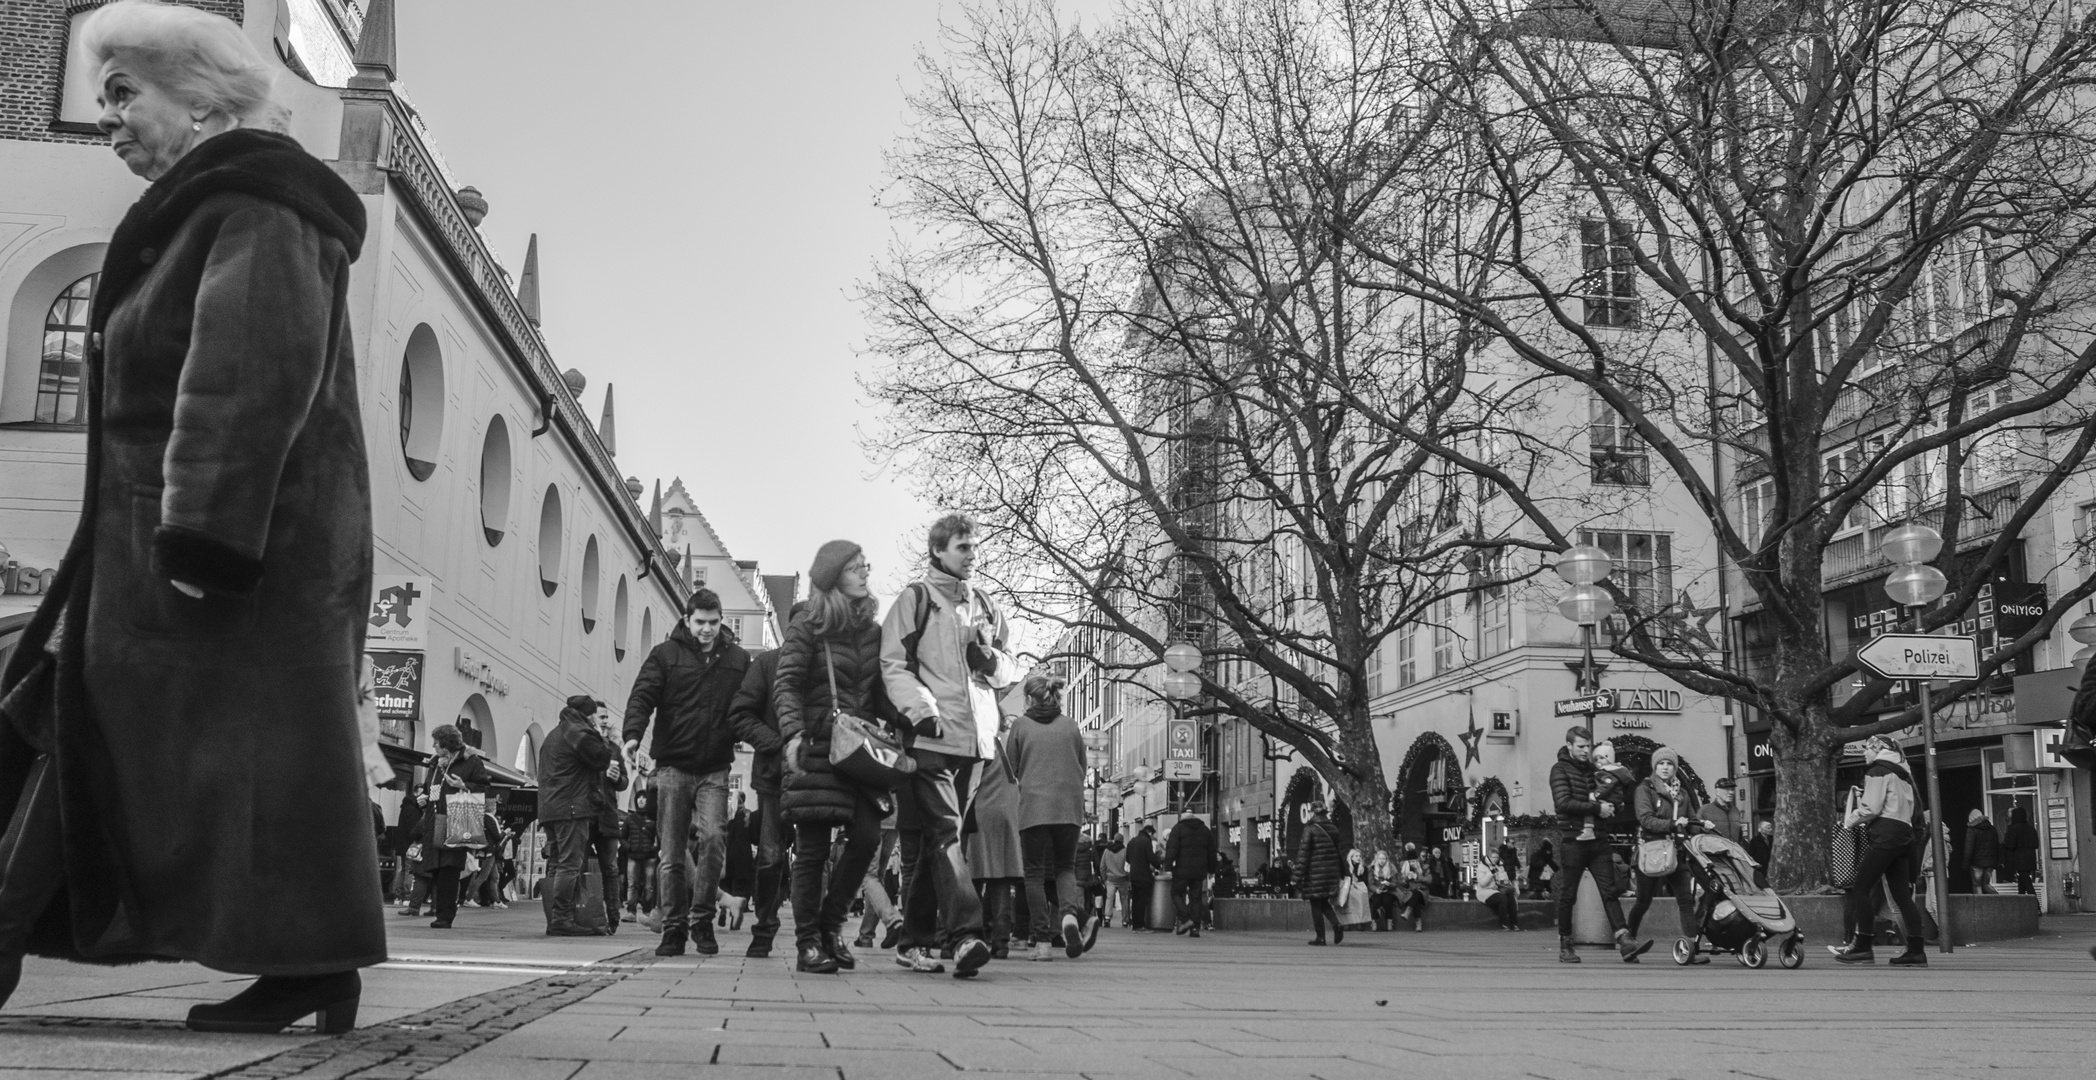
[966,715,1028,957]
[0,2,381,1033]
[417,726,492,929]
[1296,805,1347,945]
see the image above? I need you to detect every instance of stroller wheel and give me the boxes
[1740,937,1768,969]
[1672,939,1694,966]
[1778,936,1804,970]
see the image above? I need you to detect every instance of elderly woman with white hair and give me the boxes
[0,0,382,1032]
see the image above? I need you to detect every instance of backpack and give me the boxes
[900,582,934,676]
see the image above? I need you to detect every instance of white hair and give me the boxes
[81,0,288,132]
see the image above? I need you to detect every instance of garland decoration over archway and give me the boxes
[1392,731,1467,831]
[1466,776,1511,829]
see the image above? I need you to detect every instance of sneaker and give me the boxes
[1188,927,1200,938]
[1081,914,1102,954]
[641,909,664,934]
[853,934,875,950]
[894,947,945,974]
[1029,941,1055,962]
[1173,921,1190,936]
[746,937,773,960]
[953,936,992,978]
[879,920,903,951]
[1062,914,1084,958]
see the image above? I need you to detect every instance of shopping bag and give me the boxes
[440,791,487,849]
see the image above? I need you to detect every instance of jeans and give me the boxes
[1553,838,1628,936]
[1170,877,1207,931]
[654,765,732,931]
[1369,892,1396,926]
[590,824,621,921]
[1970,866,1997,894]
[542,818,594,929]
[1022,823,1081,942]
[1483,891,1518,928]
[978,878,1019,949]
[625,856,658,910]
[789,790,882,949]
[1626,865,1694,938]
[1845,824,1924,944]
[1109,880,1130,924]
[751,789,787,942]
[897,749,986,950]
[858,827,901,939]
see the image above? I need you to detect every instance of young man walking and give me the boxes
[624,589,753,957]
[721,603,797,957]
[1549,726,1651,964]
[881,514,1022,978]
[1126,824,1158,931]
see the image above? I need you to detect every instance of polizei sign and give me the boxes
[1855,634,1980,680]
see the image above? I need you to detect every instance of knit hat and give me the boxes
[809,540,863,592]
[1968,808,1986,825]
[1651,746,1681,771]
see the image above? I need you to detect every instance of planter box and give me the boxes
[1209,892,2039,944]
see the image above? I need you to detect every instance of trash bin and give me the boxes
[1151,877,1176,929]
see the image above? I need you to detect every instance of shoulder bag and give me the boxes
[1638,837,1678,877]
[1828,787,1866,889]
[824,643,916,790]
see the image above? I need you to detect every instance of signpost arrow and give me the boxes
[1854,633,1978,680]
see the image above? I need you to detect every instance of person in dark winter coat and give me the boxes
[0,5,388,1029]
[1126,825,1160,931]
[775,542,902,974]
[1747,822,1774,889]
[1625,748,1702,961]
[539,696,618,935]
[1010,673,1090,958]
[624,587,757,958]
[2001,806,2040,896]
[1164,815,1220,938]
[1296,805,1347,945]
[589,705,629,933]
[720,601,801,957]
[622,790,660,915]
[1549,727,1646,963]
[1526,840,1556,899]
[418,727,493,930]
[1964,810,2001,894]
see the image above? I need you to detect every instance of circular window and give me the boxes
[640,608,653,654]
[479,416,512,546]
[613,575,631,660]
[537,485,563,596]
[580,535,602,632]
[398,324,444,481]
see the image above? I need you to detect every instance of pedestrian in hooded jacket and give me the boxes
[1297,805,1347,945]
[0,1,386,1032]
[1164,815,1220,938]
[2001,806,2040,896]
[624,587,754,958]
[1964,809,2001,894]
[1010,672,1090,959]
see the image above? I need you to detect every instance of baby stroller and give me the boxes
[1675,832,1803,969]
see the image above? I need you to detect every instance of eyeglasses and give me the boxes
[848,560,872,575]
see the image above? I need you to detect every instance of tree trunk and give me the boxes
[1766,702,1838,893]
[1324,719,1395,858]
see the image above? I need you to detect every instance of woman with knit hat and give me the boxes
[1626,747,1702,961]
[774,541,905,974]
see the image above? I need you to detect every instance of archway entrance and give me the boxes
[1604,734,1708,805]
[1393,732,1467,850]
[456,693,495,758]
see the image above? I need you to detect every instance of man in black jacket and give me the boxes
[721,601,801,958]
[589,703,630,933]
[1164,815,1218,937]
[623,589,754,957]
[539,695,617,936]
[1548,726,1649,964]
[1126,824,1158,932]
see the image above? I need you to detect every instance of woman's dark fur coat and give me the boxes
[0,130,383,976]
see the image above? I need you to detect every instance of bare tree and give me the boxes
[1344,0,2096,887]
[862,0,1538,852]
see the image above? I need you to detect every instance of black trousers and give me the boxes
[790,791,882,949]
[1369,893,1396,926]
[429,864,463,923]
[1170,877,1207,931]
[1022,824,1081,941]
[1129,878,1155,929]
[896,750,985,950]
[1845,828,1925,945]
[589,825,621,922]
[1553,838,1627,936]
[978,878,1019,949]
[1483,891,1518,928]
[752,789,787,941]
[1626,865,1695,938]
[1308,895,1341,939]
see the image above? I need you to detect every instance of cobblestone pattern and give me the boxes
[200,950,656,1080]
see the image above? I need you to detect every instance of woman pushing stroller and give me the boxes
[1625,748,1708,962]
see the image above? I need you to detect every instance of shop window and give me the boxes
[35,273,96,424]
[478,417,512,546]
[397,324,443,481]
[536,486,563,596]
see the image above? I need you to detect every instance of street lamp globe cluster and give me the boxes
[1881,523,1948,609]
[1163,641,1203,699]
[1554,544,1615,625]
[2067,611,2096,673]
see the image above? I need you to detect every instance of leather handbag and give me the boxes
[823,644,915,789]
[1638,837,1678,877]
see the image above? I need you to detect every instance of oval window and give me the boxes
[537,485,563,596]
[479,416,512,546]
[580,535,601,632]
[398,324,444,481]
[613,575,631,660]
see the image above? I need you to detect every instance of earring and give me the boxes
[192,121,201,131]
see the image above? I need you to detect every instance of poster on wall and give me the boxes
[367,575,430,649]
[367,650,423,744]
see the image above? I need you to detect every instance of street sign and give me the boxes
[1163,759,1201,781]
[1855,634,1979,680]
[1554,691,1615,717]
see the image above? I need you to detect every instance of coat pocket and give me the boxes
[126,487,258,639]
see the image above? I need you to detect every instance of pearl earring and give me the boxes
[192,121,202,132]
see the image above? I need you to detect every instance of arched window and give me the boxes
[35,273,96,424]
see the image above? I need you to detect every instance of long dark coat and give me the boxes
[1296,817,1347,900]
[0,131,382,976]
[964,750,1025,879]
[772,613,899,826]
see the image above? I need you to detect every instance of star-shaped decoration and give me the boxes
[1458,713,1484,766]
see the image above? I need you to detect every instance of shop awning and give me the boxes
[377,742,536,790]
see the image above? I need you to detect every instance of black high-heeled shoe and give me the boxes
[186,971,361,1034]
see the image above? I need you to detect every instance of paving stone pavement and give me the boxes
[5,909,2096,1079]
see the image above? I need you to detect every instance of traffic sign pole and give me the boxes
[1920,676,1952,954]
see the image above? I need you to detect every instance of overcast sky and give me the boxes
[392,1,1108,599]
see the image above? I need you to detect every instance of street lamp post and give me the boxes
[1555,545,1616,695]
[1163,642,1204,817]
[1882,523,1953,955]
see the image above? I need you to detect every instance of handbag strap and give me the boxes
[823,642,840,716]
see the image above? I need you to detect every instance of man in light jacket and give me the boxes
[881,513,1023,977]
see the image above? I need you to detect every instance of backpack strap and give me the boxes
[901,581,934,677]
